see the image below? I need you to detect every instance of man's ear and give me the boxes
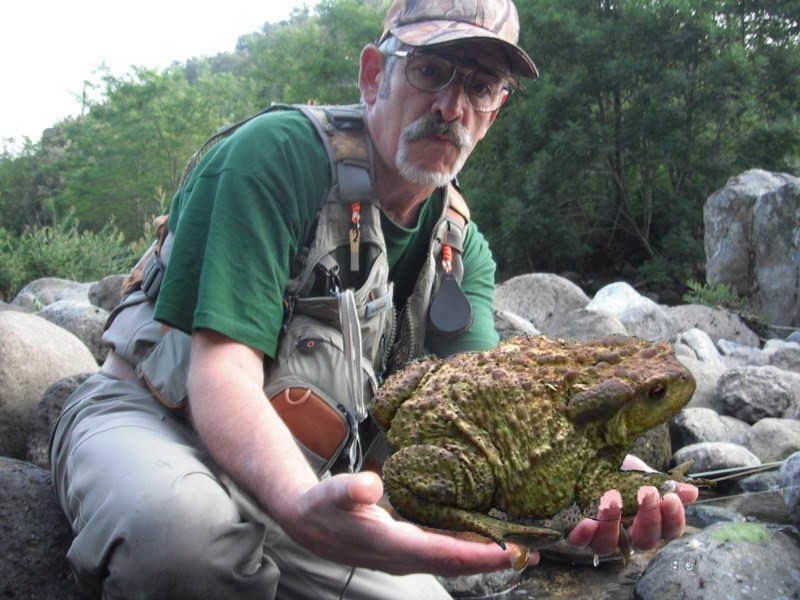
[359,44,384,104]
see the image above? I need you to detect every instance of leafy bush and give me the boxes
[682,280,753,312]
[0,213,141,302]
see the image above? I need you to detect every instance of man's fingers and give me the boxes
[347,471,385,504]
[626,486,662,550]
[659,493,687,541]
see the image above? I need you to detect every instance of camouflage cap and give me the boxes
[378,0,538,81]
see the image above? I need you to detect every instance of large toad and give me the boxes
[372,335,710,547]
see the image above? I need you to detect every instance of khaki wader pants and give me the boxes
[50,373,452,599]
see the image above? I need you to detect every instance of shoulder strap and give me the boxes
[118,104,373,302]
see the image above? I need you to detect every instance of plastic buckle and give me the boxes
[141,256,166,300]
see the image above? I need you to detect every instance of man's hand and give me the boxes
[566,455,699,555]
[286,470,540,576]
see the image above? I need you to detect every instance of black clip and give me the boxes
[141,257,166,300]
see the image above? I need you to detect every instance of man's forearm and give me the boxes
[187,330,319,526]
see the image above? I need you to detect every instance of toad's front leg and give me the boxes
[383,444,562,547]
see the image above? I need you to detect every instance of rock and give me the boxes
[11,277,91,309]
[673,442,761,474]
[629,424,673,473]
[89,275,125,312]
[494,273,590,329]
[704,169,800,328]
[670,407,750,448]
[0,311,98,459]
[743,418,800,463]
[762,339,800,374]
[716,366,797,423]
[780,451,800,531]
[539,307,628,341]
[438,568,522,598]
[718,416,753,444]
[493,308,539,341]
[676,355,726,410]
[675,328,725,368]
[752,180,800,327]
[684,504,746,528]
[0,457,90,599]
[665,304,760,347]
[704,169,798,294]
[635,522,800,600]
[27,374,93,469]
[717,339,768,369]
[37,301,108,364]
[586,282,671,341]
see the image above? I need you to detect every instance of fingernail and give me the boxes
[506,542,531,571]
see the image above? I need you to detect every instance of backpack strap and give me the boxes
[386,182,472,373]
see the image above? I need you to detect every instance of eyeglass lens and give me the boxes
[404,53,508,112]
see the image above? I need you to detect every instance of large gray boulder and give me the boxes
[704,169,800,327]
[716,365,798,423]
[586,282,671,341]
[0,311,98,459]
[27,374,93,469]
[665,304,760,348]
[752,180,800,327]
[37,300,108,364]
[89,274,125,312]
[494,273,590,330]
[0,457,90,599]
[11,277,92,310]
[635,522,800,600]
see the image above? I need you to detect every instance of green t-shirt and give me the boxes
[154,108,499,359]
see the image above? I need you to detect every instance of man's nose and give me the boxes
[432,74,468,121]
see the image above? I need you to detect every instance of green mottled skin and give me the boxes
[372,335,703,547]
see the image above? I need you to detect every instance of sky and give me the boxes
[0,0,314,146]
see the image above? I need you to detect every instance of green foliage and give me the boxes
[466,0,800,288]
[0,212,140,302]
[683,279,753,311]
[0,0,797,292]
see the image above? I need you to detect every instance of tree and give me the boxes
[51,64,260,238]
[462,0,800,290]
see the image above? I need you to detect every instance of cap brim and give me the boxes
[389,20,539,81]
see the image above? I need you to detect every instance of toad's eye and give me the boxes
[649,383,667,400]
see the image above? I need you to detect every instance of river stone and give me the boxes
[494,273,590,330]
[669,407,750,448]
[703,169,798,295]
[539,307,628,341]
[780,451,800,531]
[27,373,93,469]
[12,277,91,309]
[586,282,671,341]
[0,311,98,459]
[716,366,796,423]
[673,442,761,474]
[675,328,725,368]
[675,355,726,410]
[665,304,760,347]
[634,522,800,600]
[0,457,90,599]
[37,300,108,363]
[743,418,800,463]
[762,339,800,374]
[493,308,539,341]
[89,274,125,312]
[751,181,800,327]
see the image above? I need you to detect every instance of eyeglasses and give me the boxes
[391,50,515,113]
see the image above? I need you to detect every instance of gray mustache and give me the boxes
[402,116,471,150]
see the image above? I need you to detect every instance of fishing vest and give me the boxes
[101,104,472,476]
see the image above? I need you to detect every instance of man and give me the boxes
[50,1,699,598]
